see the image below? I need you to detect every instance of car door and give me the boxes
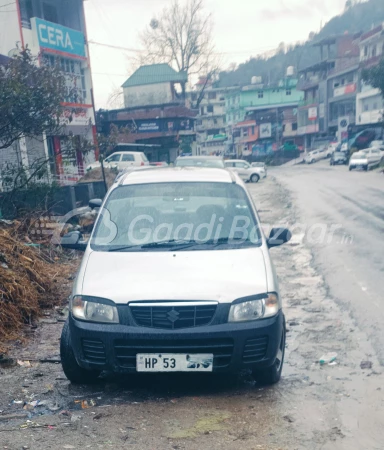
[234,162,250,181]
[119,153,135,170]
[104,153,121,169]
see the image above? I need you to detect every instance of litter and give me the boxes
[319,352,337,365]
[17,360,32,368]
[360,361,373,369]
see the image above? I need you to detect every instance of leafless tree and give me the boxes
[139,0,220,104]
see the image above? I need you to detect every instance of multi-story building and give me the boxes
[356,24,384,128]
[193,86,233,155]
[226,74,304,157]
[297,35,360,148]
[0,0,97,185]
[99,64,196,163]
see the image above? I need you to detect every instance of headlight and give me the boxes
[228,293,280,322]
[71,296,119,323]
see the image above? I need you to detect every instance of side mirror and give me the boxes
[60,231,87,251]
[267,228,292,248]
[89,198,102,209]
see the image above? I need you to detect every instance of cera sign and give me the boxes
[32,18,86,57]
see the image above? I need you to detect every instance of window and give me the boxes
[19,0,33,28]
[208,92,217,100]
[207,105,214,113]
[292,123,298,131]
[105,154,121,163]
[373,102,378,110]
[372,45,377,57]
[214,118,218,125]
[286,90,291,96]
[364,104,369,112]
[258,91,264,98]
[43,3,58,23]
[364,46,368,57]
[122,154,135,162]
[200,107,205,115]
[251,126,255,135]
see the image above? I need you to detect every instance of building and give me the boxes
[99,64,196,163]
[297,35,360,148]
[192,85,234,156]
[226,74,303,157]
[356,24,384,128]
[0,0,97,185]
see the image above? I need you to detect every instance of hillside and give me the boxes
[218,0,384,88]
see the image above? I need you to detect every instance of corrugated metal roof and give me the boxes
[122,64,187,88]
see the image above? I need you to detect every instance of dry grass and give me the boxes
[78,167,116,188]
[0,224,77,354]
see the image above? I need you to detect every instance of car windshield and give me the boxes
[352,152,366,159]
[334,152,344,157]
[175,158,225,168]
[90,182,262,252]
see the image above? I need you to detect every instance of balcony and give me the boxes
[298,97,320,107]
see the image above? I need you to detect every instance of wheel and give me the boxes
[364,165,368,171]
[250,174,260,183]
[330,161,333,166]
[349,167,352,171]
[311,159,315,164]
[60,320,101,384]
[252,320,285,385]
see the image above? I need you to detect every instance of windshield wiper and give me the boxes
[107,239,193,252]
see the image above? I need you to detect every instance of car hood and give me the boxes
[81,248,268,304]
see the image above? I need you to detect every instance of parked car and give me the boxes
[225,160,266,183]
[149,162,169,167]
[349,148,382,171]
[330,151,348,166]
[305,148,327,164]
[86,151,149,172]
[251,162,267,176]
[175,156,225,168]
[326,142,339,156]
[60,167,291,385]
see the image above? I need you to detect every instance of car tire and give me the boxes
[311,159,315,164]
[250,174,260,183]
[364,165,368,171]
[60,320,101,384]
[349,167,352,171]
[252,320,286,385]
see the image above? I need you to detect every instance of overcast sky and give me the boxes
[84,0,347,109]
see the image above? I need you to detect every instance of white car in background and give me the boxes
[86,151,149,172]
[305,148,327,164]
[225,160,266,183]
[349,149,382,171]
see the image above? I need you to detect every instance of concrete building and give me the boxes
[226,75,303,157]
[193,86,233,156]
[0,0,96,185]
[356,24,384,128]
[99,64,196,163]
[297,35,360,148]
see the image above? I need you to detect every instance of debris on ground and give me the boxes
[360,361,373,370]
[78,167,117,187]
[319,352,338,365]
[0,222,78,354]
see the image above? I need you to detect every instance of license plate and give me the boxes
[136,353,213,372]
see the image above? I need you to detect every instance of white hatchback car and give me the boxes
[86,151,149,172]
[60,167,291,385]
[349,149,383,171]
[305,148,327,164]
[225,160,266,183]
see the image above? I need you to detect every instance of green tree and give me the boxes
[0,48,66,150]
[362,58,384,98]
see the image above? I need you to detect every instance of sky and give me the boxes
[84,0,347,109]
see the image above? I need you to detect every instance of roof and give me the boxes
[122,64,188,88]
[119,167,233,186]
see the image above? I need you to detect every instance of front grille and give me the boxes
[130,304,217,329]
[114,338,233,369]
[242,336,268,363]
[82,338,106,365]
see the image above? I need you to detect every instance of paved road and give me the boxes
[273,160,384,364]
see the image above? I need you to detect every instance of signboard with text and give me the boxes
[308,107,318,121]
[334,83,356,98]
[259,123,272,139]
[32,18,86,57]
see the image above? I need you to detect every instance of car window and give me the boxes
[175,158,224,168]
[106,154,121,163]
[122,154,135,162]
[91,182,262,251]
[225,162,234,167]
[141,153,149,162]
[235,162,247,168]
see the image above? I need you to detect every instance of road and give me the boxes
[272,160,384,364]
[1,168,384,449]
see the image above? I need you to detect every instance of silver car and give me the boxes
[225,159,266,183]
[60,167,291,385]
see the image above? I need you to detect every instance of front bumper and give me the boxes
[69,309,284,374]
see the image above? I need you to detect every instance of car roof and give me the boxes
[110,150,144,154]
[118,167,236,186]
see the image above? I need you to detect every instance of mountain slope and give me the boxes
[218,0,384,88]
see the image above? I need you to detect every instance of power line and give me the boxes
[0,2,15,8]
[88,40,139,52]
